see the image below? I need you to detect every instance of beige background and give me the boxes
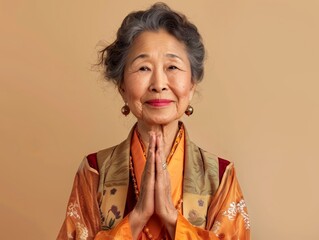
[1,0,319,239]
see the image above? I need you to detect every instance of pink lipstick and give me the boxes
[146,99,173,107]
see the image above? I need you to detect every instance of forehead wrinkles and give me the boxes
[130,53,184,66]
[126,31,188,64]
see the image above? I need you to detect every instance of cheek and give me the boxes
[175,83,194,100]
[125,89,139,101]
[172,72,193,98]
[123,84,145,114]
[123,77,143,101]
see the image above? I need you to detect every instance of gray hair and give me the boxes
[98,2,205,87]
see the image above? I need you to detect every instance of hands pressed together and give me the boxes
[129,132,177,240]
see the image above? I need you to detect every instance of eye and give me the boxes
[168,65,179,70]
[139,66,150,71]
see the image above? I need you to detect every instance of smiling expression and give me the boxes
[121,30,196,126]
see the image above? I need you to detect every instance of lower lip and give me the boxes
[147,101,172,107]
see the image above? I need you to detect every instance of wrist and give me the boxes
[129,208,153,239]
[129,209,147,240]
[162,210,178,239]
[130,209,148,227]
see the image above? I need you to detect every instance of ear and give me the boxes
[118,85,127,102]
[189,83,197,102]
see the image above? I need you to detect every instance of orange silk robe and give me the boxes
[57,124,250,239]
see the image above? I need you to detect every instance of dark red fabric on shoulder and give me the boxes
[218,157,230,183]
[87,153,99,172]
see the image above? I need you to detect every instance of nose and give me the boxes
[149,68,168,93]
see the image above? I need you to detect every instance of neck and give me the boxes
[136,120,180,160]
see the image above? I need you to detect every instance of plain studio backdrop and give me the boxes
[1,0,319,239]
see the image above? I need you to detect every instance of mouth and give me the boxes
[145,99,173,107]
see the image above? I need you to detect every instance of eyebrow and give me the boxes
[131,54,149,64]
[130,53,184,64]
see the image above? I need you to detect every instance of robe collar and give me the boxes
[98,122,219,230]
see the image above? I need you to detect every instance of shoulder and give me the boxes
[195,145,232,183]
[84,133,131,173]
[85,144,119,173]
[184,125,232,182]
[83,127,133,173]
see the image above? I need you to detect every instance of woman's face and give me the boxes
[121,30,196,126]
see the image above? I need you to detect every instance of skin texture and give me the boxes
[121,30,196,239]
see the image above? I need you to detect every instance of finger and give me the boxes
[139,133,155,208]
[155,133,166,178]
[141,132,156,187]
[136,132,156,219]
[147,132,156,173]
[154,134,176,221]
[155,133,173,197]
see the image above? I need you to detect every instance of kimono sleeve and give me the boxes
[57,158,101,240]
[175,164,250,240]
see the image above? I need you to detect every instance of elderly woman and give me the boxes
[58,3,250,240]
